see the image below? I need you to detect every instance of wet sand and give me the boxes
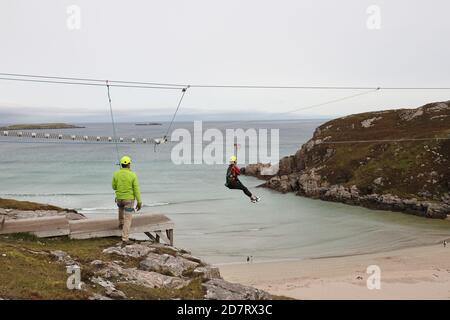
[219,243,450,299]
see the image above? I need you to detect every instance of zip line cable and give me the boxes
[148,86,189,152]
[0,76,181,90]
[2,72,450,90]
[0,72,186,88]
[213,88,380,130]
[277,88,380,115]
[106,81,121,165]
[164,86,189,139]
[0,72,449,147]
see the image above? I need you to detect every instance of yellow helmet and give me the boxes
[120,156,132,165]
[230,155,237,162]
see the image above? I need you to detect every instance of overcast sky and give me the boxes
[0,0,449,123]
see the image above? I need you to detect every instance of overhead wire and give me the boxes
[106,80,121,165]
[2,72,450,90]
[0,72,449,146]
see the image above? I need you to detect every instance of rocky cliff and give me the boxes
[0,199,271,300]
[245,101,450,219]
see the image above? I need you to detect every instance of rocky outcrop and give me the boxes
[139,252,199,277]
[0,208,86,221]
[0,225,271,300]
[204,279,271,300]
[245,101,450,219]
[0,198,85,221]
[85,241,270,300]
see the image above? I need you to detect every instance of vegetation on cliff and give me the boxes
[246,101,450,218]
[0,198,70,212]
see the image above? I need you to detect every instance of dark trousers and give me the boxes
[227,180,253,198]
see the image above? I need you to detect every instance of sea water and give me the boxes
[0,120,449,264]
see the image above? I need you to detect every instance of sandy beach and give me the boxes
[219,243,450,300]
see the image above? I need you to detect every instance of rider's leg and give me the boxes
[234,180,253,199]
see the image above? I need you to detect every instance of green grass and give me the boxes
[0,235,121,299]
[0,234,211,300]
[116,278,206,300]
[0,237,93,299]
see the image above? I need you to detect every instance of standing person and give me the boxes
[225,156,260,203]
[112,156,142,245]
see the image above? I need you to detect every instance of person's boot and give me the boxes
[120,240,132,248]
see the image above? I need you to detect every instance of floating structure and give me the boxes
[0,130,166,145]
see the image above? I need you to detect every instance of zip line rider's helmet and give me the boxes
[230,155,237,163]
[120,156,132,166]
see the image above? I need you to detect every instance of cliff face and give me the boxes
[245,101,450,219]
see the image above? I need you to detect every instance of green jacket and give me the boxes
[112,168,142,203]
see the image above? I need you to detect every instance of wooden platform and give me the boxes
[0,213,174,246]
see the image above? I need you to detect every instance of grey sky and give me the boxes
[0,0,449,122]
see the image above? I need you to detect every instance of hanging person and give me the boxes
[112,156,142,246]
[225,156,260,203]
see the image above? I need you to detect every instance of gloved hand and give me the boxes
[136,202,142,211]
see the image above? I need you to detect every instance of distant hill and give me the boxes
[0,123,84,130]
[245,101,450,219]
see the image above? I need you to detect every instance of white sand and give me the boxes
[219,244,450,300]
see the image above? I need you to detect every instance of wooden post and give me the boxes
[144,232,157,243]
[0,216,5,231]
[166,229,174,246]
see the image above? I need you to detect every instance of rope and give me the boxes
[2,72,450,90]
[0,76,181,90]
[212,88,380,130]
[106,81,121,165]
[164,86,189,140]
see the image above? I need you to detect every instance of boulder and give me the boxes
[50,250,76,266]
[119,268,189,289]
[96,262,188,289]
[103,244,156,258]
[278,156,294,175]
[193,266,222,280]
[139,253,199,277]
[89,293,113,300]
[180,253,203,264]
[203,279,271,300]
[90,276,127,299]
[425,203,449,219]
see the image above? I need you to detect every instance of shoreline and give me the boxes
[211,235,450,267]
[219,243,450,300]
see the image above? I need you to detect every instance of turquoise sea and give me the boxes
[1,120,449,264]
